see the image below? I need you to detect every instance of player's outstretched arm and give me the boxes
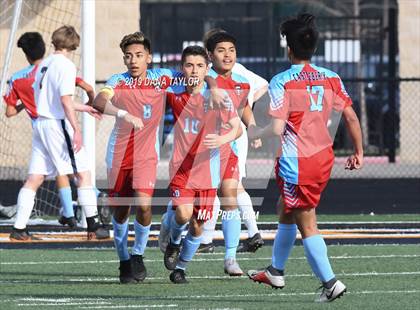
[203,116,242,149]
[248,118,286,140]
[342,106,364,170]
[93,91,144,130]
[5,104,25,118]
[240,104,262,148]
[76,78,95,106]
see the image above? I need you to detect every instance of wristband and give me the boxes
[117,109,128,118]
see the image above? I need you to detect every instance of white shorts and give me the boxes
[236,122,248,180]
[28,117,90,177]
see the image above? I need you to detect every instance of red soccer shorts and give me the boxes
[220,145,239,181]
[169,185,217,222]
[108,161,156,198]
[276,178,329,214]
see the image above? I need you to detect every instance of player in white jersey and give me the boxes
[197,29,269,253]
[9,25,108,241]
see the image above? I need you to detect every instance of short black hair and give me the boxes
[280,13,319,60]
[181,45,209,64]
[205,32,236,53]
[120,31,151,53]
[17,32,45,61]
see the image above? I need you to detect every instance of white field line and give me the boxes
[6,290,420,307]
[17,304,177,309]
[1,254,420,266]
[1,271,420,284]
[78,305,177,309]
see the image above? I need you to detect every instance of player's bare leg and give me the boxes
[10,174,45,240]
[237,182,264,252]
[165,203,192,270]
[56,175,77,228]
[293,208,346,302]
[220,178,243,276]
[130,191,152,282]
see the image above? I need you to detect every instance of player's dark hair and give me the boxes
[280,13,319,60]
[202,28,226,49]
[17,32,46,61]
[181,45,209,64]
[120,31,151,53]
[205,32,236,53]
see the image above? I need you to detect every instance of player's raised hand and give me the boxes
[210,88,230,109]
[73,129,83,153]
[345,153,363,170]
[124,113,144,130]
[203,134,225,149]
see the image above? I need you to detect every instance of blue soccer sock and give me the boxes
[170,215,188,245]
[176,232,202,270]
[222,208,241,260]
[58,187,74,218]
[272,223,297,271]
[132,220,151,256]
[163,201,176,231]
[302,234,335,282]
[112,217,129,261]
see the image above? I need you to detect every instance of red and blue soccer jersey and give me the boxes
[3,64,86,120]
[269,63,352,185]
[207,68,250,180]
[3,65,38,119]
[167,84,238,190]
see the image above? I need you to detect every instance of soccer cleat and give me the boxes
[164,241,181,270]
[58,216,77,228]
[87,223,110,240]
[316,280,347,302]
[224,258,244,276]
[247,267,285,289]
[158,213,170,253]
[196,242,215,254]
[9,228,40,241]
[169,268,188,284]
[130,254,147,282]
[237,233,264,253]
[97,192,112,225]
[119,259,137,284]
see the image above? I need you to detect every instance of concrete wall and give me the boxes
[398,0,420,164]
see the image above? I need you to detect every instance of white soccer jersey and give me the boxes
[33,54,76,119]
[232,63,268,179]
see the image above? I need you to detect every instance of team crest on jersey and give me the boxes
[234,85,242,96]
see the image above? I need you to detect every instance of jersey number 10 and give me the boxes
[307,85,324,112]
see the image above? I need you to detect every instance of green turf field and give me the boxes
[1,244,419,309]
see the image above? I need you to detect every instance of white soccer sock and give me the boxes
[201,195,220,244]
[14,188,36,230]
[77,187,98,218]
[238,191,259,238]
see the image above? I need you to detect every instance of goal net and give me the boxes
[0,0,84,218]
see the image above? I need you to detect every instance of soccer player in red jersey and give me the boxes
[247,14,363,302]
[3,32,103,235]
[162,46,241,283]
[204,32,261,275]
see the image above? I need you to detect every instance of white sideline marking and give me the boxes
[1,271,420,284]
[2,254,420,266]
[79,305,177,309]
[17,304,177,309]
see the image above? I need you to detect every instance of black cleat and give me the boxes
[9,228,40,241]
[119,259,137,284]
[237,233,264,253]
[131,254,147,282]
[164,241,181,270]
[58,216,77,228]
[87,223,110,240]
[169,268,188,284]
[196,242,215,254]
